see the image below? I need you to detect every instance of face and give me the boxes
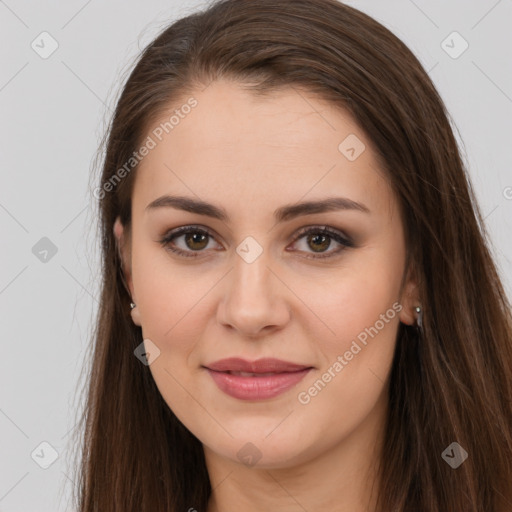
[114,79,418,469]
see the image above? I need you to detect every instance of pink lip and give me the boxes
[204,357,313,400]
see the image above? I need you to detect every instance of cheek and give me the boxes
[296,256,402,352]
[131,241,212,341]
[131,250,212,418]
[292,276,399,449]
[311,282,399,388]
[294,249,402,407]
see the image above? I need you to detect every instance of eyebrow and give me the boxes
[145,194,370,222]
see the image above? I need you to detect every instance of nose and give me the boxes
[216,248,291,338]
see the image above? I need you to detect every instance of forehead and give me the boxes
[132,80,394,222]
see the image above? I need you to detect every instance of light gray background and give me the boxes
[1,1,511,510]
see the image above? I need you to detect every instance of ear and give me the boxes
[398,265,421,326]
[113,216,141,327]
[113,216,133,295]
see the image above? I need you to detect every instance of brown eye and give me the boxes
[160,226,220,258]
[290,226,354,259]
[306,233,332,253]
[183,232,209,251]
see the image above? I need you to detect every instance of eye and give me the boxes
[289,225,354,259]
[159,226,221,258]
[159,225,354,259]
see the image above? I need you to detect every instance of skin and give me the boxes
[114,79,419,511]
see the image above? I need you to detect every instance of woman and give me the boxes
[75,0,512,510]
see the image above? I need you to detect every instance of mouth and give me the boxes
[203,358,313,400]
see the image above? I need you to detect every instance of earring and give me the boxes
[130,302,136,310]
[415,306,423,330]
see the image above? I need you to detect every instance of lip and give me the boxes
[204,357,313,400]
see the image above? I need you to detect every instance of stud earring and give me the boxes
[415,306,423,330]
[130,302,136,310]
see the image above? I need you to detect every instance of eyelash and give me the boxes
[159,225,354,260]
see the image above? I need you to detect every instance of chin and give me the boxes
[203,427,315,470]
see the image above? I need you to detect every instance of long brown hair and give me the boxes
[73,0,512,510]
